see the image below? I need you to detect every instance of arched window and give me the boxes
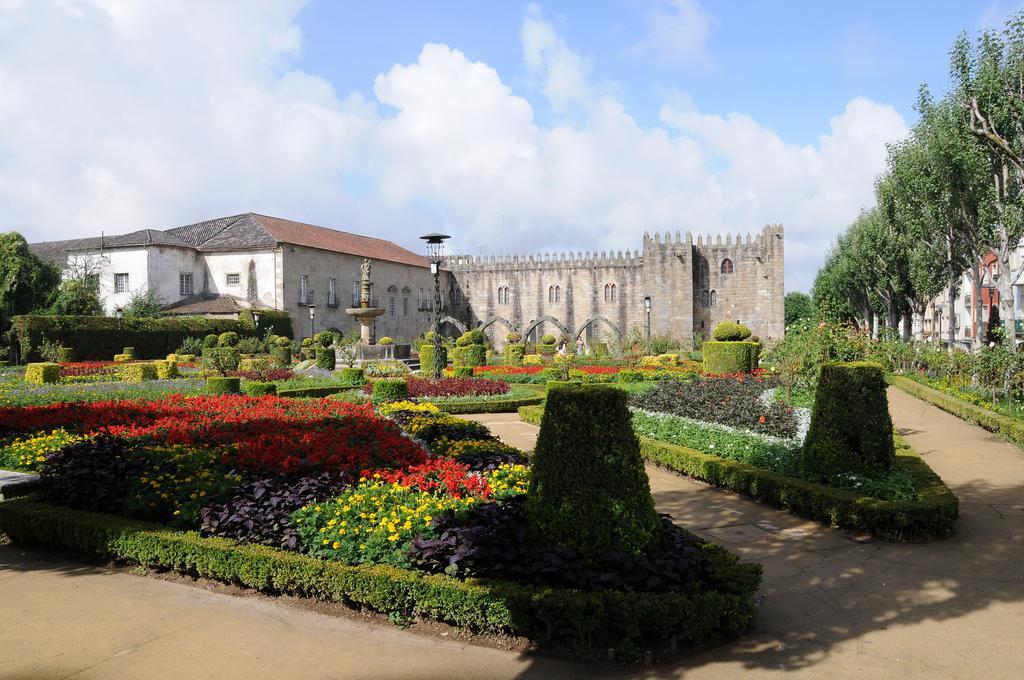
[610,284,617,302]
[701,290,709,307]
[721,258,734,275]
[498,286,510,304]
[555,285,561,302]
[603,284,610,302]
[710,290,717,306]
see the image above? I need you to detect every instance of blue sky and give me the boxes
[0,1,1017,291]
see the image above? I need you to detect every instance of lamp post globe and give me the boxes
[419,232,451,379]
[309,305,316,338]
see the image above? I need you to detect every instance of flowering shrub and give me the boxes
[375,400,440,417]
[485,463,530,500]
[0,428,93,471]
[632,376,798,438]
[294,479,478,567]
[402,414,492,455]
[0,395,428,475]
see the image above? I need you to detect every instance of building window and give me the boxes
[114,273,129,294]
[454,288,462,304]
[548,285,561,303]
[389,296,396,317]
[226,273,240,286]
[498,286,510,304]
[328,278,337,307]
[721,258,734,275]
[702,290,709,307]
[710,290,717,306]
[300,274,309,304]
[179,273,193,296]
[603,284,610,302]
[403,297,410,317]
[610,284,616,302]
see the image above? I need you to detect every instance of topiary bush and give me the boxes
[527,384,659,559]
[113,354,131,363]
[217,332,239,347]
[202,334,219,349]
[506,331,523,343]
[153,360,180,380]
[540,334,557,346]
[378,336,393,345]
[372,379,408,403]
[315,348,336,370]
[339,367,365,383]
[452,344,486,367]
[206,376,241,395]
[504,343,526,366]
[244,381,277,397]
[270,346,291,367]
[57,347,74,362]
[802,361,895,480]
[25,362,60,384]
[466,329,485,345]
[314,331,334,348]
[703,341,757,374]
[121,362,157,382]
[712,321,752,341]
[453,366,474,378]
[122,346,137,359]
[455,334,472,347]
[419,344,447,375]
[202,347,241,374]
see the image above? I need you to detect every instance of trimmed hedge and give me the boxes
[315,348,336,370]
[451,344,486,367]
[153,360,180,380]
[372,379,408,403]
[276,384,360,399]
[504,343,526,366]
[0,498,760,662]
[518,405,958,541]
[12,315,290,362]
[434,393,545,414]
[889,374,1024,449]
[206,377,241,395]
[120,362,158,382]
[703,341,757,374]
[453,366,474,378]
[419,344,447,375]
[803,362,894,478]
[271,347,291,367]
[57,347,74,362]
[712,322,752,342]
[244,381,278,397]
[25,362,60,384]
[238,309,294,339]
[338,368,365,383]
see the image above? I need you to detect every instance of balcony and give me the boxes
[298,290,314,306]
[417,300,434,312]
[327,292,338,308]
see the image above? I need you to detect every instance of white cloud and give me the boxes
[0,1,907,292]
[629,0,714,67]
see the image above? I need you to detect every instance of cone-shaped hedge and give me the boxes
[802,361,895,479]
[526,384,659,558]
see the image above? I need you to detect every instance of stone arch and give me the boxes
[523,315,571,340]
[479,316,517,333]
[439,315,467,336]
[575,316,621,341]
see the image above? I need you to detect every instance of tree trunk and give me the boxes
[902,314,912,341]
[947,266,957,353]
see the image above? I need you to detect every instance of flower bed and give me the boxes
[59,361,118,377]
[363,376,510,398]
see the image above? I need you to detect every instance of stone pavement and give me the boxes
[3,388,1024,679]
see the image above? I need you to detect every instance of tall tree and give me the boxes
[784,291,814,328]
[0,231,60,334]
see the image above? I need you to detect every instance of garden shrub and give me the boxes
[244,381,277,397]
[616,369,646,383]
[452,344,486,367]
[703,341,757,374]
[121,362,158,382]
[315,348,336,370]
[803,362,894,479]
[591,342,608,357]
[201,347,241,373]
[122,346,137,359]
[540,334,556,345]
[378,336,393,345]
[217,332,239,347]
[504,343,526,366]
[453,366,474,378]
[712,321,752,342]
[372,379,408,403]
[202,334,219,348]
[523,354,544,366]
[527,384,659,558]
[25,362,60,384]
[238,356,272,373]
[153,360,180,380]
[339,367,365,383]
[419,344,447,374]
[364,360,410,378]
[57,347,75,362]
[113,353,131,363]
[506,331,523,343]
[271,346,291,367]
[206,376,241,395]
[455,334,472,347]
[238,309,294,339]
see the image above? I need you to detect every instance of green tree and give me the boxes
[49,276,103,316]
[783,292,813,328]
[0,231,60,333]
[122,289,163,317]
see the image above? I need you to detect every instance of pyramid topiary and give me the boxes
[527,383,659,558]
[802,361,895,479]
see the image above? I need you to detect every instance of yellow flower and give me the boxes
[332,541,341,549]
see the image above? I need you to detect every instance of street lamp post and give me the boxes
[643,297,652,342]
[252,310,261,335]
[309,305,316,339]
[420,232,451,380]
[114,306,123,330]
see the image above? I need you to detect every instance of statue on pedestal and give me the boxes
[360,259,372,308]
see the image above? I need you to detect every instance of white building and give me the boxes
[30,213,452,342]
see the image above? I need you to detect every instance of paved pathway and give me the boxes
[3,388,1024,679]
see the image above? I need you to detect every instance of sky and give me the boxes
[0,1,1017,291]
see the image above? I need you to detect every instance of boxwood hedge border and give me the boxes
[888,374,1024,450]
[429,393,545,414]
[519,405,958,541]
[0,497,760,663]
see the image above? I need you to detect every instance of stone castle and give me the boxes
[443,224,784,348]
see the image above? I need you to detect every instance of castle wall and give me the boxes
[446,224,784,347]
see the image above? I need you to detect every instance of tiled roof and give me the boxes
[251,214,428,268]
[161,293,267,315]
[31,212,428,269]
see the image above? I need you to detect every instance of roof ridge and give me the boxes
[249,213,412,248]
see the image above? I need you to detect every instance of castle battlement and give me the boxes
[444,248,642,271]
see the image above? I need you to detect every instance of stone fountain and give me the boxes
[345,258,385,345]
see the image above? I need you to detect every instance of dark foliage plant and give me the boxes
[200,473,349,550]
[632,376,798,438]
[409,497,710,593]
[39,435,147,513]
